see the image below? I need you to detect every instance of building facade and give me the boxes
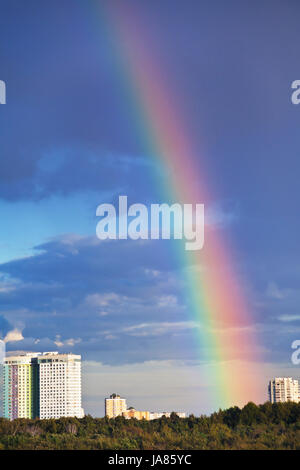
[4,354,39,420]
[122,408,150,420]
[268,377,300,404]
[105,394,127,418]
[3,352,84,420]
[38,352,84,419]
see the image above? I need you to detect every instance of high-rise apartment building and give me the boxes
[268,377,300,404]
[105,393,127,418]
[4,353,39,420]
[3,352,84,420]
[38,352,84,419]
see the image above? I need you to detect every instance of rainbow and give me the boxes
[93,1,263,410]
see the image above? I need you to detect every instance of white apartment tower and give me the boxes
[268,377,300,404]
[38,352,84,419]
[105,393,127,418]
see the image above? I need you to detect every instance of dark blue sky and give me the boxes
[0,0,300,415]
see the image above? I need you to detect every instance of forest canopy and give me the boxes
[0,401,300,450]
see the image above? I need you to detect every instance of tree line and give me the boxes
[0,401,300,449]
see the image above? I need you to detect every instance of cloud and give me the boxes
[277,315,300,323]
[0,144,158,202]
[0,284,15,293]
[0,231,296,377]
[266,282,286,300]
[122,321,197,337]
[157,295,178,308]
[104,335,118,341]
[0,235,194,364]
[144,269,161,278]
[85,292,124,308]
[4,328,24,343]
[54,335,81,348]
[0,232,290,370]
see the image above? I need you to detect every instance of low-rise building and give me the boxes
[122,407,150,420]
[105,393,186,420]
[149,411,186,420]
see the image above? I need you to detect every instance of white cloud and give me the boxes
[85,292,124,308]
[104,334,117,340]
[144,268,161,278]
[4,328,24,343]
[65,338,81,347]
[277,315,300,322]
[122,321,198,337]
[99,311,108,317]
[54,335,64,347]
[157,295,178,308]
[84,291,184,319]
[54,335,81,348]
[0,284,15,293]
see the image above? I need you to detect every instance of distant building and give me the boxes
[105,393,185,420]
[268,377,299,404]
[122,407,150,420]
[105,393,127,418]
[4,352,84,420]
[149,411,186,420]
